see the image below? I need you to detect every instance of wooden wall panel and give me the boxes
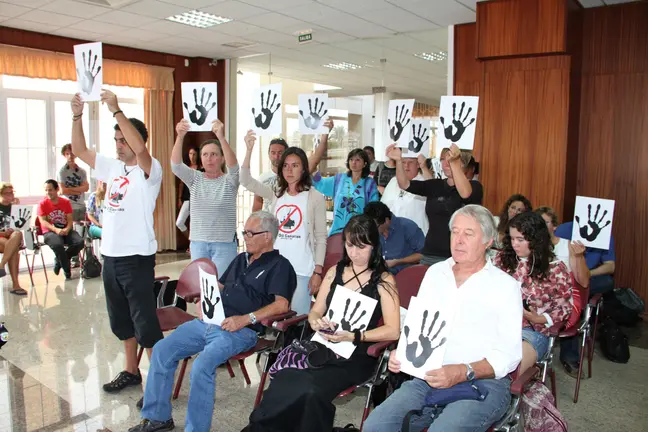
[476,0,568,59]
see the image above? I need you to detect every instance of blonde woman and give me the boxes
[0,182,26,294]
[87,181,105,238]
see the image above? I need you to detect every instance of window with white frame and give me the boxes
[0,75,144,203]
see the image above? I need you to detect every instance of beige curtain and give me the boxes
[0,43,177,250]
[145,89,176,251]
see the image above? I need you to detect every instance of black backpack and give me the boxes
[599,318,630,363]
[81,246,102,279]
[601,291,642,327]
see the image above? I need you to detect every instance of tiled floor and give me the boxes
[0,253,646,431]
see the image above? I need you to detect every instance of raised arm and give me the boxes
[172,120,190,165]
[386,144,410,191]
[240,130,275,201]
[446,144,473,199]
[71,93,96,169]
[308,119,333,173]
[212,119,237,169]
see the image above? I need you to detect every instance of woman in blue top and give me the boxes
[313,149,379,236]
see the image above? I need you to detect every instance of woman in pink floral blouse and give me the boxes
[494,211,573,373]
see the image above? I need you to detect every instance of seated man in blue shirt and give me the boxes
[130,211,297,432]
[555,220,615,377]
[364,202,425,274]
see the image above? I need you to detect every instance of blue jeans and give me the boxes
[190,240,237,275]
[522,328,550,360]
[364,377,511,432]
[291,275,312,315]
[141,319,257,432]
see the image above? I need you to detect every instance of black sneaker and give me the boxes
[103,370,142,393]
[561,360,584,379]
[128,419,175,432]
[65,271,72,280]
[137,396,144,410]
[53,262,61,276]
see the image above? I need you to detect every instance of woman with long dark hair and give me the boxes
[313,148,379,236]
[494,194,533,247]
[240,130,328,314]
[493,211,573,373]
[244,214,400,432]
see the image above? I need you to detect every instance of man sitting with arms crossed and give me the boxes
[130,211,297,432]
[364,205,522,432]
[364,201,424,274]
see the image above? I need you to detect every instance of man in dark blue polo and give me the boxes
[364,202,425,274]
[130,211,297,432]
[555,221,615,377]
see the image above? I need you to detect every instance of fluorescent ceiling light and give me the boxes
[314,83,342,91]
[414,51,448,62]
[323,62,361,71]
[166,10,232,28]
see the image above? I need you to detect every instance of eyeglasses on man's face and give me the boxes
[241,230,268,239]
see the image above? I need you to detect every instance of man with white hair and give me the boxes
[130,211,297,432]
[364,205,522,432]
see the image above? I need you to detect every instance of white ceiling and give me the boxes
[0,0,640,104]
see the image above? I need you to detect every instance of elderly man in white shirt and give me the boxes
[381,155,432,235]
[364,204,522,432]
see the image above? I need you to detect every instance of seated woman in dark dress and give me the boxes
[245,214,400,432]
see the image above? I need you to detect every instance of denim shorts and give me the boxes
[522,327,550,360]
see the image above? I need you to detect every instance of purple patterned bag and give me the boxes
[269,339,336,378]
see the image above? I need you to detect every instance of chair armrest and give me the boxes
[546,322,565,337]
[367,340,397,358]
[260,311,297,327]
[589,293,603,306]
[510,365,540,395]
[273,314,309,331]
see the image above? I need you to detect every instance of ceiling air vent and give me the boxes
[222,41,256,49]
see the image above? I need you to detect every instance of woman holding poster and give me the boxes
[240,130,328,314]
[493,211,573,373]
[244,215,400,432]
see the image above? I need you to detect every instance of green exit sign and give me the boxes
[298,33,312,43]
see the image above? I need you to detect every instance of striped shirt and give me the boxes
[172,162,239,243]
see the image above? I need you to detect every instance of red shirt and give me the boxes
[37,197,72,234]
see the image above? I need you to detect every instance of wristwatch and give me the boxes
[465,363,475,381]
[249,313,257,325]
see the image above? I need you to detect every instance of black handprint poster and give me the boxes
[402,119,431,158]
[298,93,329,135]
[199,268,225,325]
[439,96,478,150]
[251,83,283,136]
[571,196,615,250]
[182,82,218,132]
[387,99,415,148]
[311,285,378,359]
[10,205,33,231]
[74,42,103,102]
[396,296,451,379]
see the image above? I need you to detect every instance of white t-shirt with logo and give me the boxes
[258,171,278,212]
[94,153,162,257]
[274,191,314,277]
[381,174,429,235]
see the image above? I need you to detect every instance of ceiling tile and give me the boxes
[93,10,159,27]
[138,19,193,35]
[361,5,436,32]
[121,0,190,20]
[51,27,105,41]
[16,10,82,27]
[325,0,393,13]
[1,18,60,33]
[213,21,265,37]
[118,28,170,42]
[280,2,340,22]
[407,28,448,51]
[243,28,296,45]
[308,29,355,44]
[242,13,310,34]
[239,0,313,10]
[202,1,269,20]
[0,3,32,17]
[1,0,50,7]
[320,15,394,39]
[159,0,227,7]
[69,19,131,35]
[39,0,111,19]
[389,0,475,25]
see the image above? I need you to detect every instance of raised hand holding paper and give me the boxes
[9,205,33,231]
[571,196,615,250]
[182,82,218,131]
[402,119,431,158]
[388,99,415,147]
[199,268,225,326]
[396,296,450,379]
[298,93,329,135]
[311,285,378,359]
[74,42,103,101]
[439,96,478,150]
[251,83,283,136]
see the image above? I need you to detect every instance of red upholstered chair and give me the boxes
[326,233,344,256]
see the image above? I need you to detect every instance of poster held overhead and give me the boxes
[251,83,283,136]
[438,96,479,150]
[74,42,103,102]
[298,93,329,135]
[402,119,431,158]
[199,268,225,326]
[182,82,218,132]
[571,196,615,250]
[388,99,415,147]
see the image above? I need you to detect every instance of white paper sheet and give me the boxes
[571,196,615,250]
[9,205,33,231]
[402,119,431,158]
[388,99,415,147]
[438,96,479,150]
[251,83,283,136]
[199,267,225,326]
[298,93,329,135]
[74,42,103,102]
[182,82,218,132]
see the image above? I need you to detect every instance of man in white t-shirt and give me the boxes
[71,90,163,395]
[252,138,287,212]
[381,156,430,235]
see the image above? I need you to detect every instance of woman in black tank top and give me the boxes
[245,215,400,432]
